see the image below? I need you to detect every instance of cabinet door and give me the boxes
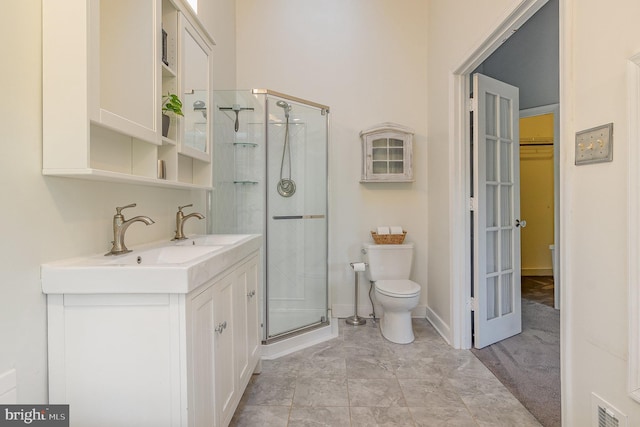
[179,15,212,163]
[189,286,215,426]
[245,257,261,367]
[98,0,159,143]
[363,133,413,182]
[233,256,261,388]
[213,275,236,427]
[233,264,250,385]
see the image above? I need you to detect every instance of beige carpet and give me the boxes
[471,280,560,427]
[521,276,555,307]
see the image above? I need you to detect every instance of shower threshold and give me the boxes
[263,319,330,345]
[261,319,337,360]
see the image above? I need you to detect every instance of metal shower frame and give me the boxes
[251,89,331,344]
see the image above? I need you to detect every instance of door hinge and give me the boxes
[469,197,477,211]
[469,297,477,311]
[469,97,474,112]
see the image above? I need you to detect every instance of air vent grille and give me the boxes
[591,393,627,427]
[598,406,619,427]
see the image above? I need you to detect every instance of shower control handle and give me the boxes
[247,290,256,298]
[214,321,227,334]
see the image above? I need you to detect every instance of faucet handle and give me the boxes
[115,203,136,215]
[178,204,193,212]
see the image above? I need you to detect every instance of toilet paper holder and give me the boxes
[350,262,367,272]
[346,262,368,326]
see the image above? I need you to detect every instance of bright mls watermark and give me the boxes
[0,406,68,426]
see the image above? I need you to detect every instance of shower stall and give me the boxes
[210,89,329,344]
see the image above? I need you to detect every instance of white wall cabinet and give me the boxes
[360,122,415,182]
[43,0,214,189]
[47,253,261,427]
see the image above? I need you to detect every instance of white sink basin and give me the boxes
[42,234,262,294]
[106,245,223,265]
[175,234,252,246]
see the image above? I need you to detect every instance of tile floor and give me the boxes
[230,319,541,426]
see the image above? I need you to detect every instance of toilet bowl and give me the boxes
[375,279,421,344]
[362,243,422,344]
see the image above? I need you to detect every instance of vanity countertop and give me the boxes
[41,234,262,294]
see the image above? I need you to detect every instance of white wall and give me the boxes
[563,0,640,424]
[426,0,514,340]
[428,0,640,424]
[1,0,235,402]
[199,0,237,90]
[235,0,429,317]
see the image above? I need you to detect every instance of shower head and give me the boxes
[276,100,292,118]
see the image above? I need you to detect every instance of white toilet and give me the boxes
[362,242,421,344]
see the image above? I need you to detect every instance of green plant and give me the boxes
[162,93,184,116]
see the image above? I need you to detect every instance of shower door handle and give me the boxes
[272,215,326,220]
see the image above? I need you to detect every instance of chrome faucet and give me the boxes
[172,204,205,240]
[105,204,155,256]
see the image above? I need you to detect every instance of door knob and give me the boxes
[515,219,527,228]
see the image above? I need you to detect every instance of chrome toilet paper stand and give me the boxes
[346,262,367,326]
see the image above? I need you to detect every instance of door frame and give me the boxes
[448,0,550,350]
[520,103,560,309]
[627,52,640,403]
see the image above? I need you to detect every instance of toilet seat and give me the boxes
[375,279,420,298]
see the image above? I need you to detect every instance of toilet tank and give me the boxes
[362,243,414,281]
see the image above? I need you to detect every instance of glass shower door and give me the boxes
[265,97,328,340]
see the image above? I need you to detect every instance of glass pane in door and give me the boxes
[483,89,517,324]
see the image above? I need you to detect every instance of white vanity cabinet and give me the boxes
[46,251,261,427]
[187,255,260,427]
[42,0,214,189]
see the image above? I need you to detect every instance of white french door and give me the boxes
[473,73,522,349]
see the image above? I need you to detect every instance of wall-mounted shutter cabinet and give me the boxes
[360,123,415,182]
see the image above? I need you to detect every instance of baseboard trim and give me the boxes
[426,306,451,346]
[331,303,374,320]
[331,303,427,319]
[521,268,553,276]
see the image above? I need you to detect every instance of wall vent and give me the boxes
[592,393,627,427]
[598,406,619,427]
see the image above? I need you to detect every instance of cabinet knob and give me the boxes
[247,290,256,298]
[215,321,227,334]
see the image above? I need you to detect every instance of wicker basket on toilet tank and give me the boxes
[370,231,407,244]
